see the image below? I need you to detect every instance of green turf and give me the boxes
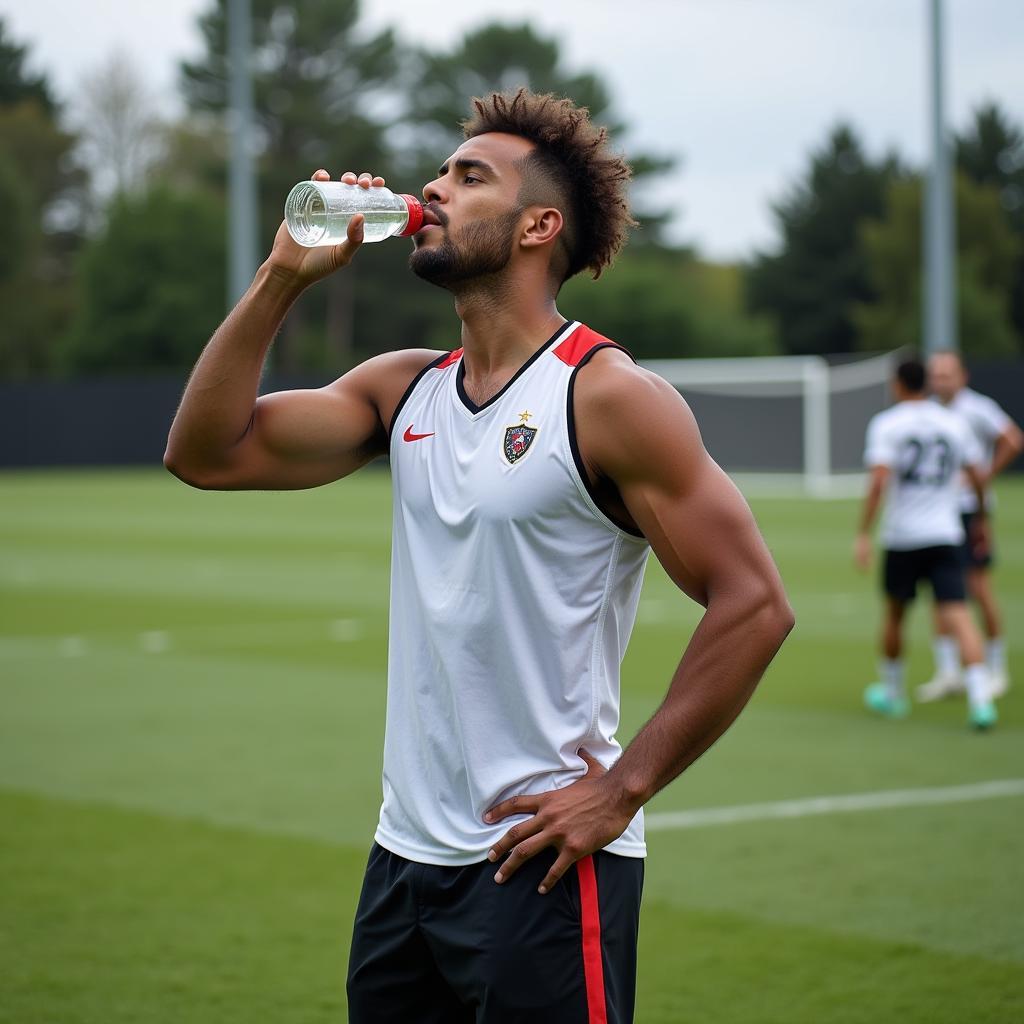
[2,468,1023,1022]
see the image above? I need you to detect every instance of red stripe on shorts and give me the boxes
[577,854,608,1024]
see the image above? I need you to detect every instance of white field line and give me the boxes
[645,779,1024,832]
[0,618,365,658]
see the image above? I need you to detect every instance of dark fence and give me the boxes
[0,373,326,469]
[2,360,1022,471]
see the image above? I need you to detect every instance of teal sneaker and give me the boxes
[863,682,910,719]
[968,701,998,731]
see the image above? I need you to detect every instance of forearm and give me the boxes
[973,479,987,515]
[605,586,793,810]
[165,263,304,474]
[964,465,988,515]
[990,430,1024,476]
[858,482,883,535]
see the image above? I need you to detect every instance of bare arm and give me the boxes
[164,170,435,490]
[854,465,890,570]
[989,422,1024,478]
[485,353,794,892]
[963,463,987,513]
[584,360,794,806]
[963,463,991,556]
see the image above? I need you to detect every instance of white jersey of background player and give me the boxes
[920,351,1024,703]
[946,386,1013,512]
[855,359,995,729]
[864,400,980,551]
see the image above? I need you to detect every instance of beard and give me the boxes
[409,208,520,291]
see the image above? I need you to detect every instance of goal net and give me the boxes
[641,351,900,497]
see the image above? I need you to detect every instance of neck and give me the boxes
[453,277,565,378]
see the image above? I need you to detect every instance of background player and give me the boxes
[854,359,996,729]
[917,350,1023,703]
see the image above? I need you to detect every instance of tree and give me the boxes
[72,51,164,216]
[181,0,398,225]
[401,22,673,240]
[562,247,778,360]
[956,101,1024,345]
[956,101,1024,218]
[746,124,902,355]
[62,187,226,372]
[0,18,54,113]
[180,0,400,370]
[855,174,1021,357]
[0,18,86,377]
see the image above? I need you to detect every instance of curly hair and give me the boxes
[461,88,635,284]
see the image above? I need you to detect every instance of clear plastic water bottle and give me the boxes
[284,180,424,246]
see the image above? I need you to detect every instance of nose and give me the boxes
[422,177,446,204]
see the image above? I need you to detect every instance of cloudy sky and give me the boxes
[4,0,1022,259]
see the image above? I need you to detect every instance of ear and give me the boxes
[519,207,564,250]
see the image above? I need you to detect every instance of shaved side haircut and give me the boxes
[462,88,635,285]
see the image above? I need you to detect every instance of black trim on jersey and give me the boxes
[455,320,575,415]
[387,350,454,442]
[566,343,646,539]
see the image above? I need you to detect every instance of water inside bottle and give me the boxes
[355,209,411,243]
[285,182,410,246]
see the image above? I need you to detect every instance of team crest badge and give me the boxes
[503,410,538,464]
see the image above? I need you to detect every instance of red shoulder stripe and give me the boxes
[435,348,463,369]
[553,326,624,367]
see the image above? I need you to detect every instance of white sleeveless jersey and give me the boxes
[376,320,650,865]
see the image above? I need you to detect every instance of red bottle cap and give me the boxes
[398,195,425,236]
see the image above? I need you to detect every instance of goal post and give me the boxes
[641,351,900,497]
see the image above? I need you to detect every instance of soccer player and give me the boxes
[917,350,1023,702]
[855,359,996,730]
[165,89,794,1023]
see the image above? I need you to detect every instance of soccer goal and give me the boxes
[641,351,900,497]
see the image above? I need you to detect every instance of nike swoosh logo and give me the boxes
[403,425,435,442]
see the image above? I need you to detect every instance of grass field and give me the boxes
[2,468,1022,1023]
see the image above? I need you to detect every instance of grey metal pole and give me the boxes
[923,0,958,355]
[227,0,258,307]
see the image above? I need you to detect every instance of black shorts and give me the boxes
[347,842,644,1024]
[960,512,994,570]
[884,545,965,604]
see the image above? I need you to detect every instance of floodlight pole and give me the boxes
[923,0,957,355]
[227,0,258,307]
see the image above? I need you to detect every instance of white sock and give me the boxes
[964,663,990,707]
[986,639,1007,675]
[881,659,905,700]
[933,636,960,678]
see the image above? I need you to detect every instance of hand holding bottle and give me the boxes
[267,170,384,287]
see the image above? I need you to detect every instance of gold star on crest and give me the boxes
[518,410,533,424]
